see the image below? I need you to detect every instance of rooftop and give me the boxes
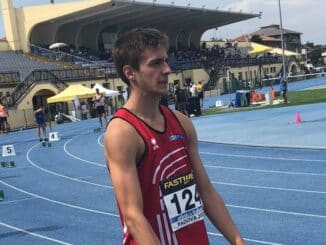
[252,24,302,36]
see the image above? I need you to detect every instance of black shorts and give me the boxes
[198,91,204,99]
[97,105,105,114]
[176,103,187,113]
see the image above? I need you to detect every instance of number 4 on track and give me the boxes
[49,132,60,142]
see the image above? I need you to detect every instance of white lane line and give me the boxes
[207,232,284,245]
[205,164,326,176]
[200,151,326,163]
[64,139,105,167]
[226,143,326,152]
[74,176,95,180]
[0,222,72,245]
[3,176,324,219]
[6,177,320,220]
[227,204,326,219]
[26,143,326,195]
[199,140,326,151]
[98,134,104,147]
[212,181,326,194]
[27,143,112,189]
[0,197,36,205]
[0,180,119,217]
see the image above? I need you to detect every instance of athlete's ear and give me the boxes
[123,65,135,81]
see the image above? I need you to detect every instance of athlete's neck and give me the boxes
[125,93,161,116]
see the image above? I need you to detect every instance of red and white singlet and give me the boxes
[111,105,209,245]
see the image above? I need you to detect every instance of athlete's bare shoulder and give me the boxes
[172,110,197,143]
[104,117,144,164]
[172,110,192,128]
[106,117,142,145]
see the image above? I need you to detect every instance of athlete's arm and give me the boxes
[104,118,161,245]
[174,111,245,245]
[34,108,42,114]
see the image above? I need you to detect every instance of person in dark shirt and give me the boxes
[280,76,288,104]
[174,86,188,115]
[159,93,169,107]
[34,106,47,141]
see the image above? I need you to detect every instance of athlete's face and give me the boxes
[132,47,171,96]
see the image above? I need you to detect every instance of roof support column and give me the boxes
[1,0,21,50]
[187,30,193,49]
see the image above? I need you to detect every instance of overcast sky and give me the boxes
[0,0,325,44]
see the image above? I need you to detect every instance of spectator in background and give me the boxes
[55,111,64,124]
[190,83,197,97]
[174,86,188,116]
[196,81,204,108]
[270,86,276,100]
[159,93,169,107]
[34,106,48,141]
[80,102,89,120]
[45,107,52,131]
[93,88,107,127]
[0,102,9,134]
[104,99,112,118]
[280,76,288,104]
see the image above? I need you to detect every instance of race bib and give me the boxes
[160,171,205,231]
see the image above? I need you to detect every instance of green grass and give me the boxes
[202,88,326,116]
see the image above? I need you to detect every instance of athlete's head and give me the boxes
[112,28,169,85]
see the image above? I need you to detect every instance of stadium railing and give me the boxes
[0,71,20,87]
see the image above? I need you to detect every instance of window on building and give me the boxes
[103,82,111,89]
[238,72,243,81]
[174,80,180,86]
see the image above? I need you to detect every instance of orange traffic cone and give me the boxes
[294,112,302,124]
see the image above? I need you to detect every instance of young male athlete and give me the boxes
[93,88,107,127]
[104,28,245,245]
[34,106,47,141]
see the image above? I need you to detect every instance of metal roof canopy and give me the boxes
[30,0,259,49]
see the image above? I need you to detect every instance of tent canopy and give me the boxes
[269,48,299,56]
[249,42,299,56]
[248,42,273,55]
[47,84,95,103]
[49,42,68,49]
[92,83,120,97]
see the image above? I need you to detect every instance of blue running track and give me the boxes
[1,101,326,244]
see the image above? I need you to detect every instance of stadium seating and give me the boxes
[0,51,60,80]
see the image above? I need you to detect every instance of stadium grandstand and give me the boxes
[0,0,311,130]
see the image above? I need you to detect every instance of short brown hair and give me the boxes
[112,28,169,85]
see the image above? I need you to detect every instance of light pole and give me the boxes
[226,66,232,104]
[278,0,286,79]
[278,0,288,103]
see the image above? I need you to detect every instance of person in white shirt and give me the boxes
[190,83,197,97]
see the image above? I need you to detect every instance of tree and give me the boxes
[250,35,263,44]
[309,46,323,66]
[209,37,223,42]
[305,42,315,49]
